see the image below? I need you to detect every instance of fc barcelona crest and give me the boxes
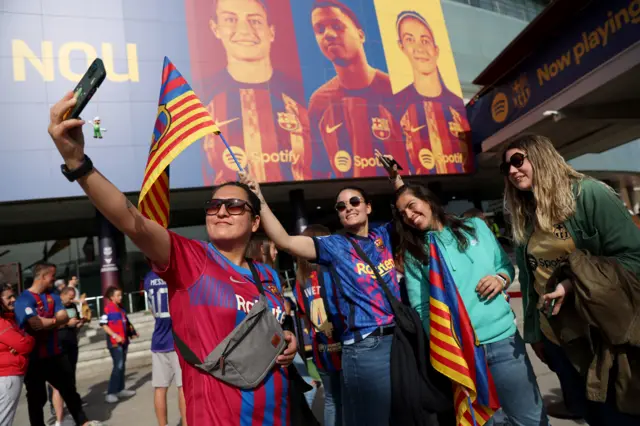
[150,104,171,153]
[277,112,301,132]
[448,107,463,138]
[374,237,385,249]
[371,117,390,140]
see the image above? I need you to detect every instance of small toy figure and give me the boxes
[88,117,107,139]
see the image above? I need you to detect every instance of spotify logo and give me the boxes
[222,146,248,171]
[418,148,435,170]
[334,150,352,173]
[491,92,509,123]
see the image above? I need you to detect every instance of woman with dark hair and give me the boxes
[100,286,138,404]
[47,92,297,425]
[394,182,549,426]
[0,282,35,426]
[241,169,403,426]
[293,224,343,426]
[247,236,278,269]
[502,134,640,425]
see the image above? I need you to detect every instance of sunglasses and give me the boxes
[500,152,527,176]
[335,196,364,213]
[204,198,254,216]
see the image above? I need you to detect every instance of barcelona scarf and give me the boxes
[428,235,500,426]
[138,57,220,227]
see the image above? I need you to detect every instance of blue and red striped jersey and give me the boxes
[308,70,412,178]
[201,69,316,185]
[153,231,290,426]
[294,266,342,373]
[15,290,64,359]
[394,84,474,175]
[312,223,399,344]
[100,300,134,348]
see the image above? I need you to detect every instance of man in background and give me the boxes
[394,10,472,175]
[144,271,187,426]
[308,0,409,179]
[201,0,313,184]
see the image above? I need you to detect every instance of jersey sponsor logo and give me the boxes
[326,122,343,134]
[419,148,436,170]
[354,155,384,170]
[356,258,395,278]
[235,294,286,323]
[222,146,300,171]
[277,112,301,132]
[334,150,352,173]
[371,117,391,140]
[440,153,465,165]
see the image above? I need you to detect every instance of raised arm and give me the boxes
[48,92,170,267]
[239,171,317,260]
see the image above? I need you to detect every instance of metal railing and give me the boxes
[447,0,547,22]
[85,289,148,318]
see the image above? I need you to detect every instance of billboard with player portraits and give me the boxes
[0,0,473,203]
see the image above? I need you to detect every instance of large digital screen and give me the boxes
[0,0,473,203]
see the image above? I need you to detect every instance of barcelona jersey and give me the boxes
[293,266,342,373]
[312,223,399,344]
[15,291,64,359]
[100,300,135,349]
[201,69,314,185]
[153,231,289,426]
[308,70,411,178]
[394,84,474,175]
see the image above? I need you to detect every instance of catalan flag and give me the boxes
[428,235,500,426]
[138,57,220,227]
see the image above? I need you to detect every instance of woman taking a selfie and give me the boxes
[241,170,404,426]
[0,283,35,426]
[392,182,549,426]
[502,134,640,425]
[47,92,297,425]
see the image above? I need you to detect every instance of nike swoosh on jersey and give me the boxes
[325,123,343,134]
[215,117,240,128]
[410,125,426,133]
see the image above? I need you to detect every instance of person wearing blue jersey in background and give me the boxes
[144,271,187,426]
[241,168,405,426]
[294,225,344,426]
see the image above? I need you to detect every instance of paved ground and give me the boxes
[13,297,585,426]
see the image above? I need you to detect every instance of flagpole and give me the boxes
[468,396,478,426]
[216,132,243,172]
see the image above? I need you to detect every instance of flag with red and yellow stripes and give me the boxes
[138,57,220,227]
[428,235,500,426]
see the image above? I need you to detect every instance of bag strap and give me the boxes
[346,238,400,308]
[172,329,203,366]
[247,260,266,295]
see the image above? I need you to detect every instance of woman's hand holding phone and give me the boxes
[48,92,86,170]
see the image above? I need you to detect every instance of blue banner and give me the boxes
[466,0,640,147]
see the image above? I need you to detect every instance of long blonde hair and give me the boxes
[295,225,330,288]
[502,134,585,245]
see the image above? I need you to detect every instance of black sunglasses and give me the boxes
[335,196,364,212]
[500,152,527,176]
[204,198,254,216]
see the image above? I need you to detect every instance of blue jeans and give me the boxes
[543,337,640,426]
[484,332,549,426]
[341,334,392,426]
[108,344,128,395]
[319,370,343,426]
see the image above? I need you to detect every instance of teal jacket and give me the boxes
[405,217,516,344]
[516,179,640,344]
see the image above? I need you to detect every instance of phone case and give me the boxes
[63,58,107,120]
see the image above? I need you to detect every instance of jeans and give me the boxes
[484,332,549,426]
[108,344,128,395]
[543,337,640,426]
[319,370,343,426]
[341,334,392,426]
[25,354,88,426]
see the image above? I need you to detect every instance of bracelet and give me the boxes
[495,274,508,289]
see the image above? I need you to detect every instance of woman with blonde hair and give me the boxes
[502,134,640,425]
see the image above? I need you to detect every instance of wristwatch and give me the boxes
[61,155,93,182]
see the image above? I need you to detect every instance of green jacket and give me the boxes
[516,178,640,343]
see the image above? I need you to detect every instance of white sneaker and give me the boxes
[54,422,61,426]
[116,389,136,398]
[105,393,119,403]
[84,422,105,426]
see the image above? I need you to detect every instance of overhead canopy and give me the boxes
[466,0,640,163]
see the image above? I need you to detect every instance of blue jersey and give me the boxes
[144,271,174,353]
[15,290,64,358]
[313,223,399,344]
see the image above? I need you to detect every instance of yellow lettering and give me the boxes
[536,66,550,86]
[588,31,600,49]
[102,43,140,82]
[12,40,54,82]
[59,42,97,82]
[573,40,585,65]
[630,0,640,24]
[615,8,630,29]
[356,263,367,275]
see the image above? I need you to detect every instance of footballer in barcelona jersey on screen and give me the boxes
[185,0,474,184]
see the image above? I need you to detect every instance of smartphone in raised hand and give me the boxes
[374,149,404,171]
[63,58,107,120]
